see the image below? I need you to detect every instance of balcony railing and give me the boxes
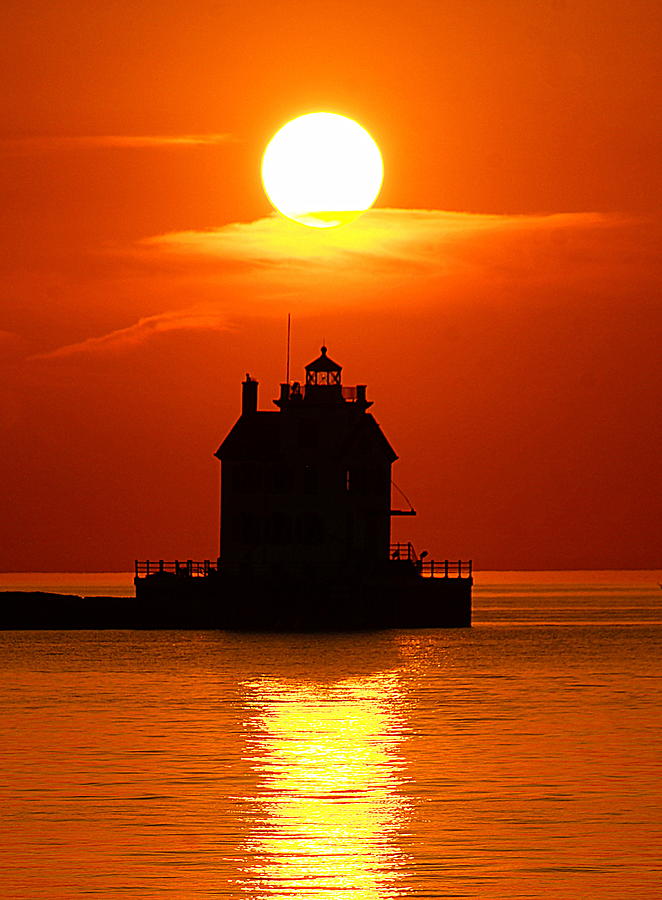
[390,543,472,579]
[136,551,472,580]
[419,559,472,579]
[135,559,218,578]
[390,542,419,562]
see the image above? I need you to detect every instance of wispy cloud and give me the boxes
[0,134,236,153]
[32,306,232,360]
[143,208,618,271]
[35,207,630,360]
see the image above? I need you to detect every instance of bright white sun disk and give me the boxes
[261,113,383,228]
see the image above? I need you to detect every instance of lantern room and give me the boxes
[305,346,342,386]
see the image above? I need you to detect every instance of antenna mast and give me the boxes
[286,313,291,385]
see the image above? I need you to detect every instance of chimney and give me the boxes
[356,385,367,405]
[242,375,258,415]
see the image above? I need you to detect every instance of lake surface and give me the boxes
[1,572,661,898]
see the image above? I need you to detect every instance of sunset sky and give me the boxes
[1,0,660,571]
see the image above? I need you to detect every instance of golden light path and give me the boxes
[261,112,384,228]
[236,673,411,898]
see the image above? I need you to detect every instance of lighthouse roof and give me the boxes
[215,410,396,463]
[305,345,342,373]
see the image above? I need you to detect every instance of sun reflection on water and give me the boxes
[236,672,411,898]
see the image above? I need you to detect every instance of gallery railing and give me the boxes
[136,554,473,580]
[419,559,472,579]
[135,559,218,578]
[389,542,419,562]
[389,543,472,578]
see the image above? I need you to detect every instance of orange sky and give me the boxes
[1,0,660,571]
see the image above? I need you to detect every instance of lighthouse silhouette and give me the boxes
[216,346,395,571]
[135,346,472,629]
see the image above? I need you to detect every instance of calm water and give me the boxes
[1,572,661,898]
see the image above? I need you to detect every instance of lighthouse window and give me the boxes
[269,464,291,493]
[235,463,264,493]
[313,371,340,385]
[268,512,292,544]
[302,513,325,544]
[347,467,379,495]
[298,421,319,448]
[303,465,318,495]
[240,513,261,543]
[347,468,364,493]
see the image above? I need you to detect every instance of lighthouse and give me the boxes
[216,347,396,574]
[134,345,472,629]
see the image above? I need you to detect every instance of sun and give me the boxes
[261,112,383,228]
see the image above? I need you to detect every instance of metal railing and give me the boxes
[390,543,472,579]
[136,552,472,581]
[390,542,418,562]
[135,559,218,578]
[420,559,472,579]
